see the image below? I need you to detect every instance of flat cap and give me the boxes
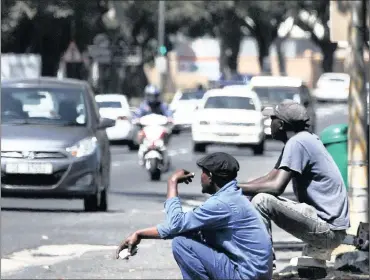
[262,99,310,125]
[196,152,239,178]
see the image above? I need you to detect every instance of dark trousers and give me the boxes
[172,236,241,280]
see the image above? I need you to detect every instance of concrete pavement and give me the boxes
[1,103,349,279]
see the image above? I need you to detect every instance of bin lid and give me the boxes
[320,124,348,144]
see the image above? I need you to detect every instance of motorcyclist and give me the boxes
[134,85,172,167]
[134,85,172,118]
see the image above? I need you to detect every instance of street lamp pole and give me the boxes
[158,1,166,93]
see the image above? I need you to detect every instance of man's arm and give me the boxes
[245,169,279,184]
[135,227,161,239]
[238,168,292,196]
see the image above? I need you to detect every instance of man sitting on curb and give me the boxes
[116,152,273,280]
[238,99,350,273]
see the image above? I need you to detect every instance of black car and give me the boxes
[1,77,115,211]
[249,76,317,137]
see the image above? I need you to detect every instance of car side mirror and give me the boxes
[98,118,115,129]
[303,100,309,107]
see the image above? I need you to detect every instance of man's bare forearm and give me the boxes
[136,227,161,239]
[167,177,178,199]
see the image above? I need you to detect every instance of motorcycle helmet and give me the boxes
[144,84,161,105]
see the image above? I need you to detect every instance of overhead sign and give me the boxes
[88,33,111,64]
[63,41,83,63]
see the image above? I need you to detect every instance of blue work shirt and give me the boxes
[157,180,273,280]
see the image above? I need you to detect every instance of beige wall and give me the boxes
[145,51,369,91]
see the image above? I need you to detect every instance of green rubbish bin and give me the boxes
[320,124,348,190]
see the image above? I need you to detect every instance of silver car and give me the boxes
[1,77,115,212]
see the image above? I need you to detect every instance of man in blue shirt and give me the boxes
[116,152,273,279]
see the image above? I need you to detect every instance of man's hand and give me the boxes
[170,169,195,184]
[116,232,141,259]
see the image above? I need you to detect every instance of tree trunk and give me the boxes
[275,37,287,76]
[218,10,243,78]
[219,33,242,78]
[320,41,338,73]
[122,64,148,98]
[256,37,271,74]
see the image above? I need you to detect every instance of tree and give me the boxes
[234,1,296,74]
[1,0,109,76]
[294,0,338,72]
[109,1,209,97]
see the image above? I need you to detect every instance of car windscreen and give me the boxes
[1,86,87,126]
[97,101,122,108]
[180,90,205,100]
[252,86,300,105]
[204,96,256,110]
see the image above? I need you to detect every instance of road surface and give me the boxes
[1,103,348,279]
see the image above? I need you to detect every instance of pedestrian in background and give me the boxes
[116,152,273,280]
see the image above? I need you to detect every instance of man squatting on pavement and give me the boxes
[238,99,350,270]
[116,152,273,280]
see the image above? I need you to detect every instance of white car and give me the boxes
[191,88,265,155]
[249,76,317,136]
[170,89,206,134]
[313,73,350,101]
[95,94,139,150]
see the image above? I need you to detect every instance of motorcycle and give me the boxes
[136,114,171,181]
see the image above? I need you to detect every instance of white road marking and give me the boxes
[168,150,178,157]
[41,235,48,240]
[1,244,117,275]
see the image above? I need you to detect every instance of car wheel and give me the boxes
[98,189,108,211]
[172,128,181,135]
[128,141,139,151]
[84,193,99,212]
[253,140,265,155]
[193,143,207,153]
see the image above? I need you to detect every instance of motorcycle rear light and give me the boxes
[117,116,128,120]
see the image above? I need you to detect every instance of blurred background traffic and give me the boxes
[1,1,369,278]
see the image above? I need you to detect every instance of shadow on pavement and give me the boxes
[1,207,125,214]
[110,190,206,203]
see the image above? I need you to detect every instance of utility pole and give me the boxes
[347,0,368,234]
[157,1,166,93]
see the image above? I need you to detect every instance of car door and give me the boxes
[86,85,111,189]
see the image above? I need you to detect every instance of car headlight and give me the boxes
[66,137,98,158]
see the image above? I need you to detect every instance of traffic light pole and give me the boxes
[158,1,166,93]
[347,0,368,234]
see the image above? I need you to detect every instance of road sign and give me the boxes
[63,41,83,63]
[93,33,110,47]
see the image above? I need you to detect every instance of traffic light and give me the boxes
[159,45,167,56]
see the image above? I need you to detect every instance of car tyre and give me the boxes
[128,141,139,151]
[193,142,207,153]
[84,193,99,212]
[252,140,265,155]
[84,189,108,212]
[98,189,108,211]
